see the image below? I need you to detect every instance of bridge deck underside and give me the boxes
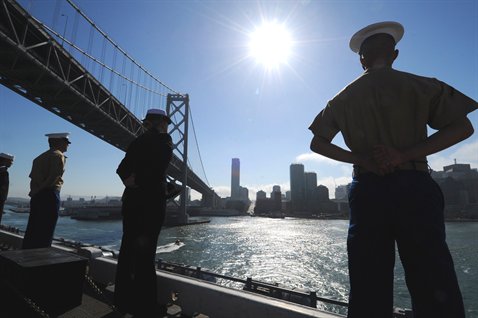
[0,0,215,198]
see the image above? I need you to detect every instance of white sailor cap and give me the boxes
[0,152,14,161]
[45,132,71,143]
[143,108,172,124]
[349,21,404,53]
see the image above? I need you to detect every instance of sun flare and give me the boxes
[248,21,293,69]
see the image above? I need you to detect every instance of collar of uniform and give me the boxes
[365,65,392,74]
[49,149,67,158]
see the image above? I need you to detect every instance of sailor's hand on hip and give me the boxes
[373,145,405,174]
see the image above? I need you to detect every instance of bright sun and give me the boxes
[248,21,292,69]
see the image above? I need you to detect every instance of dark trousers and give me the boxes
[22,189,60,249]
[347,171,464,318]
[0,201,4,224]
[114,190,165,316]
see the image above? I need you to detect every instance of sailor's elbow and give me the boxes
[310,136,325,154]
[310,138,319,153]
[462,117,474,139]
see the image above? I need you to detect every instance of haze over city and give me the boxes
[0,0,477,201]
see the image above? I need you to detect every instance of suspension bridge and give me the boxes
[0,0,220,221]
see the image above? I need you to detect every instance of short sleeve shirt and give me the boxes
[29,149,66,196]
[309,67,478,163]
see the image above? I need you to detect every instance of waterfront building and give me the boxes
[271,185,281,200]
[316,185,342,217]
[317,185,329,202]
[240,186,250,201]
[285,190,291,201]
[231,158,241,199]
[230,158,249,201]
[431,162,478,219]
[254,188,282,215]
[271,189,282,211]
[224,158,251,213]
[290,163,305,213]
[256,190,266,200]
[305,172,318,213]
[335,185,349,200]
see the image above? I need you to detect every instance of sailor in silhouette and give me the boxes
[114,109,173,317]
[0,152,14,224]
[23,133,70,249]
[309,21,476,317]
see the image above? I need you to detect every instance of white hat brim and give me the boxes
[0,153,14,161]
[349,21,404,53]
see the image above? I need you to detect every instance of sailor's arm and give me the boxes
[37,153,64,190]
[310,135,382,175]
[117,140,139,187]
[374,117,474,169]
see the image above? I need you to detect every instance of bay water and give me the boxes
[2,206,477,317]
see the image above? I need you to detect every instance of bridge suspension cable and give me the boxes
[69,0,210,189]
[3,0,213,198]
[60,0,211,188]
[29,0,179,121]
[189,108,210,187]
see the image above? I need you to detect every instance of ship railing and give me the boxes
[155,259,348,309]
[0,227,412,318]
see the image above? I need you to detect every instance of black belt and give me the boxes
[353,161,429,177]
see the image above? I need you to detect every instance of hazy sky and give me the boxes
[1,0,477,200]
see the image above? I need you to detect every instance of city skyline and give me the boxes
[1,0,477,201]
[5,158,478,203]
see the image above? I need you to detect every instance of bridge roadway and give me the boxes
[0,0,218,205]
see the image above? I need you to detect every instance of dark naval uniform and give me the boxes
[0,165,9,224]
[114,128,173,316]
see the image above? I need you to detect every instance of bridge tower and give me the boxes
[167,93,190,224]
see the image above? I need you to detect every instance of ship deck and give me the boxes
[0,226,411,318]
[0,237,202,318]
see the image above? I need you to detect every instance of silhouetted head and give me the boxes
[349,21,404,70]
[46,133,70,153]
[0,153,14,168]
[359,33,399,69]
[143,108,171,132]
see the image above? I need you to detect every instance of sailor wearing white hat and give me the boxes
[0,152,14,224]
[23,132,71,249]
[143,108,172,124]
[309,21,475,317]
[349,21,404,54]
[45,132,71,144]
[0,152,14,161]
[114,108,173,316]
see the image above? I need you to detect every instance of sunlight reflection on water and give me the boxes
[3,209,477,316]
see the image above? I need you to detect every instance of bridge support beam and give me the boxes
[167,93,190,224]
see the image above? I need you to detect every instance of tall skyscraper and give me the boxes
[304,172,317,201]
[231,158,240,199]
[290,163,305,212]
[305,172,318,212]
